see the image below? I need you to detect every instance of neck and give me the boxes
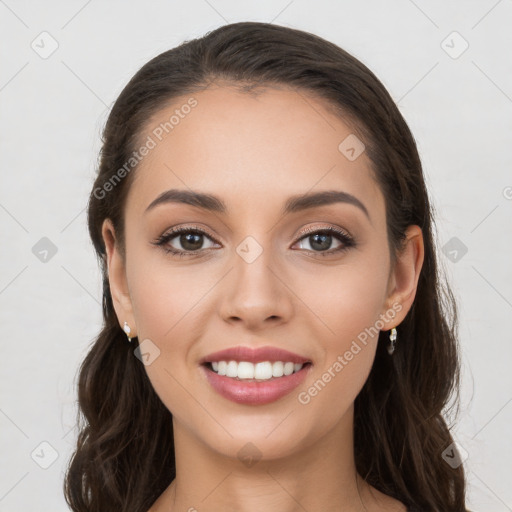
[159,405,377,512]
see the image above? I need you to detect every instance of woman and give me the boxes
[64,21,468,512]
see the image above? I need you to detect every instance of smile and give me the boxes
[209,360,305,381]
[201,360,312,405]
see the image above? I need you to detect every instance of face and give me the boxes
[103,84,422,463]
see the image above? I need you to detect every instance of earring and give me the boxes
[387,327,397,355]
[123,321,133,343]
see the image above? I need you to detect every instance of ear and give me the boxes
[101,218,137,337]
[380,225,424,329]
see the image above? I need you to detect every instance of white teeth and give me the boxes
[272,361,284,377]
[217,361,227,375]
[226,361,238,378]
[209,360,305,381]
[254,362,273,380]
[283,362,294,376]
[237,361,254,379]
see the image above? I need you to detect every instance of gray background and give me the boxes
[1,0,511,510]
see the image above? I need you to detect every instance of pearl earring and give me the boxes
[123,321,133,342]
[387,327,397,355]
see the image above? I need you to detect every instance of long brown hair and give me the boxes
[64,21,467,511]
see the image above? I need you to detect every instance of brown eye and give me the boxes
[293,227,355,255]
[153,227,219,257]
[176,232,206,251]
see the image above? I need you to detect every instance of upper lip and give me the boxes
[200,346,311,365]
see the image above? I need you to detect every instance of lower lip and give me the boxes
[201,364,312,405]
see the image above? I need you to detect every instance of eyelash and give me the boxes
[152,225,355,258]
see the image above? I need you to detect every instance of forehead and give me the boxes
[125,85,384,220]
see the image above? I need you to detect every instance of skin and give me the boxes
[102,84,424,512]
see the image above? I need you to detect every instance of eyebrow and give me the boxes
[144,189,370,220]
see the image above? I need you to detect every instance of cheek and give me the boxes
[290,252,389,406]
[127,253,216,343]
[292,269,386,431]
[125,253,224,411]
[290,254,390,343]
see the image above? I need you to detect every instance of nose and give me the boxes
[218,244,294,331]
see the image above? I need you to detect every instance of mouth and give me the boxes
[199,345,313,405]
[203,360,312,382]
[199,346,313,405]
